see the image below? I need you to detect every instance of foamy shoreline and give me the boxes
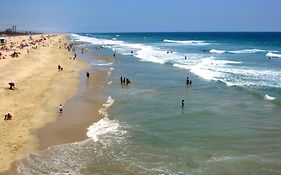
[0,34,88,172]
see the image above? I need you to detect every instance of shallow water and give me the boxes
[18,33,281,175]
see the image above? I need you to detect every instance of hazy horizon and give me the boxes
[1,0,280,33]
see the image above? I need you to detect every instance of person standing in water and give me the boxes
[181,100,185,108]
[186,77,190,85]
[59,104,63,113]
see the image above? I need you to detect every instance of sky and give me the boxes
[0,0,280,33]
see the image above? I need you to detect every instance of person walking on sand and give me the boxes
[59,104,63,113]
[86,72,90,78]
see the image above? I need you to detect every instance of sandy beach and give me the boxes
[0,34,88,172]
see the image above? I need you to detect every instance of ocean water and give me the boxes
[18,33,281,175]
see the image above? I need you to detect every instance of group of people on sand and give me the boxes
[2,35,63,121]
[120,76,131,85]
[58,64,64,71]
[4,113,12,120]
[0,35,54,60]
[10,51,21,58]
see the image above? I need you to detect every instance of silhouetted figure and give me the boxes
[58,65,61,71]
[185,56,187,60]
[126,78,131,85]
[59,104,63,113]
[131,51,133,54]
[4,113,12,120]
[181,100,185,108]
[113,53,116,57]
[86,72,90,78]
[120,76,123,84]
[186,77,190,85]
[189,80,192,85]
[8,82,15,90]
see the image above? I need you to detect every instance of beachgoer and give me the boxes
[86,72,90,78]
[4,113,12,120]
[59,104,63,113]
[58,65,61,71]
[126,78,131,85]
[185,56,187,60]
[189,80,192,85]
[8,82,15,90]
[186,77,189,85]
[181,100,185,108]
[113,53,116,57]
[120,76,123,84]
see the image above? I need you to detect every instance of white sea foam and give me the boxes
[87,96,119,142]
[210,49,226,54]
[266,52,281,58]
[176,56,281,88]
[173,63,191,70]
[228,49,267,54]
[96,63,113,66]
[87,118,121,142]
[163,39,209,45]
[135,46,166,64]
[72,34,281,88]
[206,155,257,163]
[71,34,124,46]
[264,94,276,101]
[188,57,241,80]
[98,96,114,118]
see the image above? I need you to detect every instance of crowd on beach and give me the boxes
[1,34,80,121]
[0,34,55,59]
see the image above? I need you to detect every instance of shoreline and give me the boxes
[0,34,88,173]
[37,61,110,150]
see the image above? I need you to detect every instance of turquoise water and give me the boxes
[18,33,281,175]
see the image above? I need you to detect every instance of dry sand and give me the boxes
[0,34,88,172]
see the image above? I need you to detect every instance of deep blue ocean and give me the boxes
[18,33,281,175]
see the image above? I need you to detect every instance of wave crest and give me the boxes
[266,52,281,58]
[210,49,226,54]
[163,39,209,45]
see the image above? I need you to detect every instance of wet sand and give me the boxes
[37,69,109,150]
